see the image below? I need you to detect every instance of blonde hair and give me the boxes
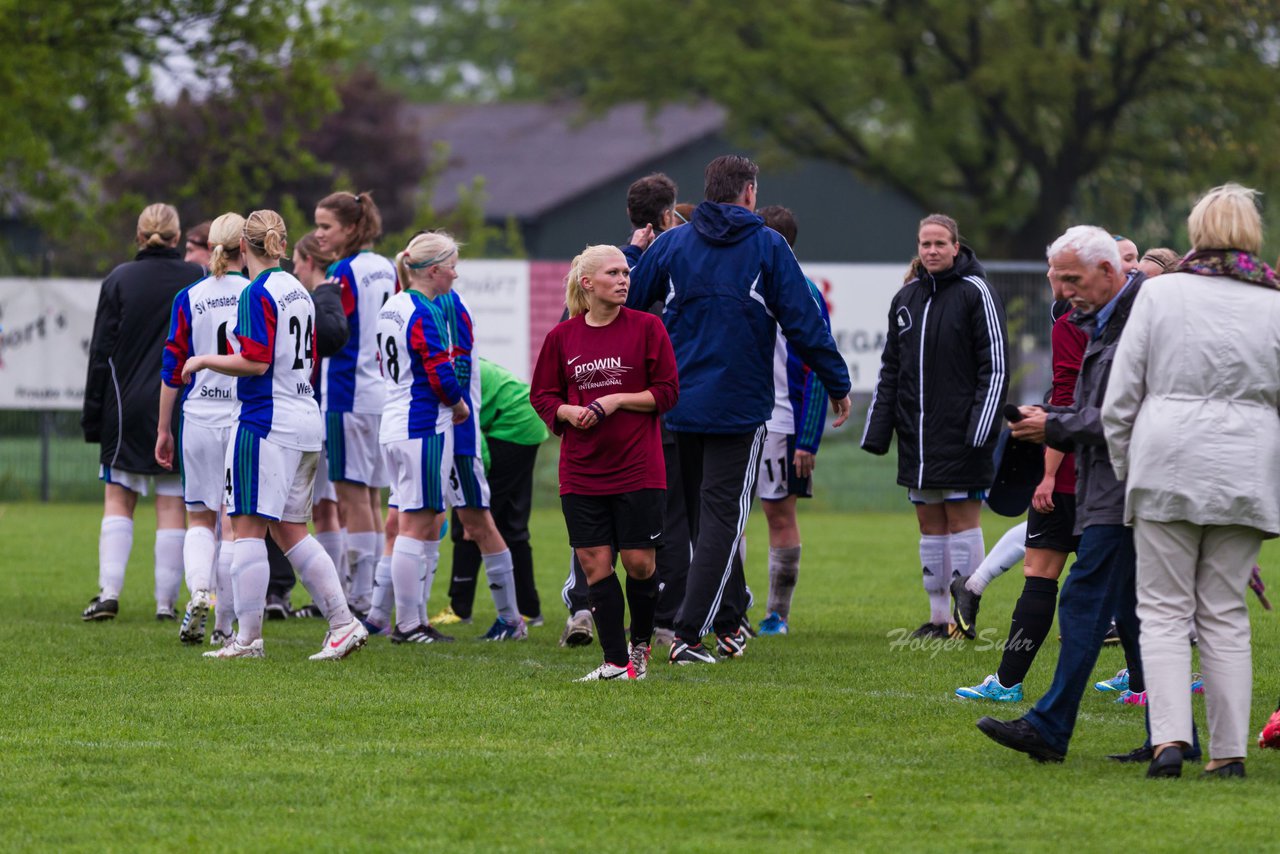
[243,209,288,261]
[565,244,625,317]
[395,230,459,287]
[207,212,246,277]
[1188,183,1263,255]
[136,203,180,248]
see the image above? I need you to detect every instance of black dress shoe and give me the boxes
[977,717,1066,763]
[1147,745,1184,778]
[1107,745,1153,763]
[1203,762,1245,779]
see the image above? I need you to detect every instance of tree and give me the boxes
[507,0,1280,256]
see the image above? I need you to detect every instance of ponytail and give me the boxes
[564,244,621,317]
[243,210,288,261]
[207,212,246,276]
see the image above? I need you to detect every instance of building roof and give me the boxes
[402,101,727,219]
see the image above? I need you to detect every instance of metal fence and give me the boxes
[0,262,1051,507]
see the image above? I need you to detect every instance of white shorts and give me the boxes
[100,466,183,498]
[908,487,987,505]
[312,444,338,505]
[385,432,453,514]
[446,454,490,510]
[325,412,390,488]
[756,431,813,501]
[179,421,232,512]
[225,427,318,523]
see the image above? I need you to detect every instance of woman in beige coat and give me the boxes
[1103,184,1280,779]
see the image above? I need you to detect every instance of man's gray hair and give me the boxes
[1046,225,1121,268]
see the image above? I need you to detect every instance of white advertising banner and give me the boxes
[0,278,99,410]
[452,260,532,381]
[802,263,906,394]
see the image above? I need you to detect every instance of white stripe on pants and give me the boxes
[1134,517,1262,759]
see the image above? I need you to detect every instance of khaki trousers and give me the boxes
[1134,517,1262,759]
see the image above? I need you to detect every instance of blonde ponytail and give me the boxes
[207,212,246,277]
[136,203,180,249]
[243,209,288,261]
[564,244,621,317]
[396,230,460,289]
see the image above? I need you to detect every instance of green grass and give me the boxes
[2,502,1278,851]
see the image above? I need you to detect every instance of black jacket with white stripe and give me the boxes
[861,246,1009,490]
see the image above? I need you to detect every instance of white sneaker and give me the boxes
[575,661,637,682]
[179,589,212,645]
[629,641,651,680]
[202,638,264,659]
[309,618,369,660]
[559,610,594,647]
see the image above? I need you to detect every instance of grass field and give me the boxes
[2,502,1279,852]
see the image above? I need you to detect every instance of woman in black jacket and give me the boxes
[862,214,1009,639]
[81,203,204,622]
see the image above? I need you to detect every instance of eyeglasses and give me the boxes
[670,208,688,224]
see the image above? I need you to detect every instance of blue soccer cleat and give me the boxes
[482,617,528,641]
[758,612,789,636]
[956,674,1023,703]
[1094,668,1129,693]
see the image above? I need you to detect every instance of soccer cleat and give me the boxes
[1191,673,1204,695]
[1117,689,1147,706]
[1257,706,1280,749]
[203,638,264,659]
[209,629,234,648]
[155,606,177,622]
[1102,621,1120,645]
[558,610,594,647]
[739,616,757,639]
[910,622,951,639]
[361,618,390,637]
[668,639,717,665]
[956,674,1023,703]
[290,604,323,619]
[179,589,212,645]
[758,612,789,636]
[716,627,747,658]
[390,624,437,644]
[1094,668,1129,693]
[950,576,981,640]
[524,614,545,627]
[81,596,118,621]
[309,618,369,660]
[482,617,528,641]
[423,624,455,643]
[264,593,291,621]
[575,661,637,682]
[431,606,470,626]
[629,641,651,680]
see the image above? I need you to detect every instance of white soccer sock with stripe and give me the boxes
[98,516,133,600]
[213,542,235,636]
[948,527,985,585]
[483,549,519,623]
[967,521,1027,595]
[920,534,950,625]
[347,531,379,612]
[183,525,217,594]
[418,539,441,624]
[154,528,186,611]
[286,535,352,631]
[232,537,269,644]
[368,555,393,628]
[391,536,426,633]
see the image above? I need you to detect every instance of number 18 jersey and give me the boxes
[161,272,246,427]
[377,289,463,442]
[233,268,324,451]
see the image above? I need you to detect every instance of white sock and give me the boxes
[214,543,235,635]
[920,534,950,624]
[286,535,352,631]
[232,538,269,644]
[948,527,985,585]
[483,549,519,623]
[348,531,379,612]
[419,539,441,624]
[154,528,186,611]
[315,530,345,593]
[967,521,1027,595]
[391,536,426,633]
[368,555,393,628]
[183,526,217,595]
[98,516,134,600]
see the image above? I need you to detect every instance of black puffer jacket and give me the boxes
[82,246,203,473]
[861,246,1009,489]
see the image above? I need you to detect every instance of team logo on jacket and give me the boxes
[895,306,912,335]
[573,357,630,390]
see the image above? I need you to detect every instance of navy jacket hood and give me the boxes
[692,201,762,246]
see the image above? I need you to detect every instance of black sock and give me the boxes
[588,573,628,666]
[625,574,659,646]
[997,575,1059,688]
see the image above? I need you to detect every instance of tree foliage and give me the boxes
[508,0,1280,256]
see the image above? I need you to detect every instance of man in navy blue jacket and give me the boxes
[627,155,852,665]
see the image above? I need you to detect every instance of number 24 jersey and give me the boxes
[377,289,463,442]
[232,268,324,451]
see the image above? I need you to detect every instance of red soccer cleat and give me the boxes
[1258,706,1280,750]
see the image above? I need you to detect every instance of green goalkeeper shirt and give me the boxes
[477,358,550,470]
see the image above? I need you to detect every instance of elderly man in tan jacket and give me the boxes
[1104,184,1280,779]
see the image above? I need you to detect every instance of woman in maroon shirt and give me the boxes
[531,245,678,681]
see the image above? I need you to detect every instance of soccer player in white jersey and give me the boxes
[314,191,398,618]
[156,212,245,646]
[181,210,366,660]
[420,241,525,640]
[753,206,830,637]
[376,231,472,643]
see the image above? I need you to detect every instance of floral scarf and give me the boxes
[1175,249,1280,290]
